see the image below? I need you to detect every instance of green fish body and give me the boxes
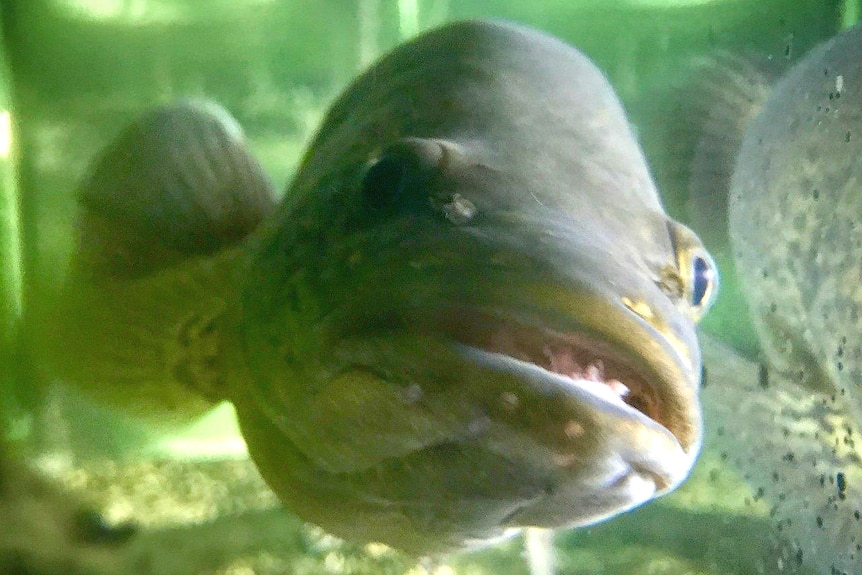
[40,20,717,557]
[42,100,277,424]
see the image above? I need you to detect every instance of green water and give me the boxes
[0,1,849,574]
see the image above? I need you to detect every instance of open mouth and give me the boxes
[437,309,667,433]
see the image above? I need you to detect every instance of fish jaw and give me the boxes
[452,344,696,528]
[431,297,702,528]
[237,281,702,552]
[238,192,705,555]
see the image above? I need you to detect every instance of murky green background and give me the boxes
[0,1,854,574]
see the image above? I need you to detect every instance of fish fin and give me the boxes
[670,53,779,244]
[76,99,277,280]
[684,53,776,241]
[41,101,276,422]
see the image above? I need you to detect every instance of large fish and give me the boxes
[37,20,718,560]
[685,22,862,575]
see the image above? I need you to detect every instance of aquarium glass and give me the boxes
[0,1,856,574]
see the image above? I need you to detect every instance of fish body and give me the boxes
[730,23,862,421]
[693,21,862,574]
[41,20,717,557]
[236,20,716,554]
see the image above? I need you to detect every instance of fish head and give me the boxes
[238,135,717,552]
[237,19,719,554]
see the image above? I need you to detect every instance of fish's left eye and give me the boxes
[689,251,718,314]
[360,138,445,217]
[667,221,719,322]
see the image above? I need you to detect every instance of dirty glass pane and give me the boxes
[0,1,857,574]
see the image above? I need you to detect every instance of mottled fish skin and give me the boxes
[41,20,719,560]
[700,335,862,575]
[236,20,716,554]
[730,23,862,427]
[709,22,862,574]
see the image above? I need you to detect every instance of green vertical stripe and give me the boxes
[0,19,21,350]
[0,10,24,441]
[841,0,861,29]
[398,0,420,39]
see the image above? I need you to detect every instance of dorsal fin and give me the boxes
[648,52,781,250]
[681,53,777,244]
[76,100,277,280]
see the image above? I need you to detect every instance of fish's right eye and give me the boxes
[361,154,412,210]
[360,138,446,216]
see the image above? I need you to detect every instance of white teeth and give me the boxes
[584,360,604,381]
[496,334,632,405]
[544,343,583,377]
[607,379,630,398]
[576,379,628,406]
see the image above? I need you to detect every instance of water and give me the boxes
[0,1,853,574]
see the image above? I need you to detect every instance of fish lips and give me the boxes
[413,293,703,522]
[451,341,698,528]
[326,294,702,531]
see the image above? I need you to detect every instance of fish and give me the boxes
[681,22,862,575]
[37,19,718,561]
[39,99,278,425]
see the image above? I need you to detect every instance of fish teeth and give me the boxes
[584,360,604,381]
[543,343,583,376]
[607,379,630,398]
[541,343,629,401]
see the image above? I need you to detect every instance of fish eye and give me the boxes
[360,138,445,216]
[688,251,719,315]
[361,154,409,210]
[667,221,719,322]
